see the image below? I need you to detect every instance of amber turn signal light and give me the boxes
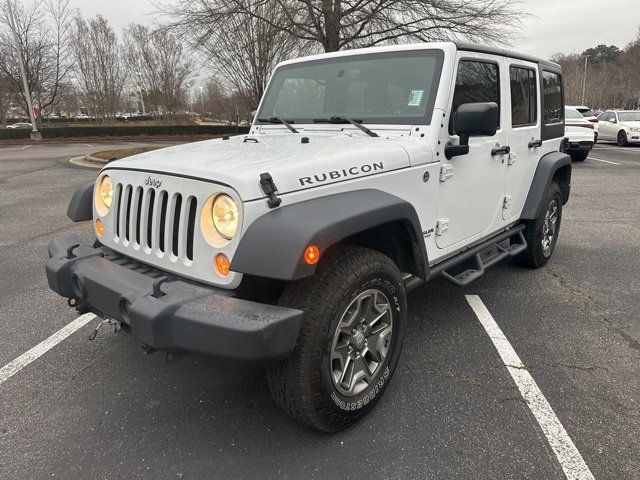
[304,245,320,265]
[214,253,231,276]
[95,219,104,237]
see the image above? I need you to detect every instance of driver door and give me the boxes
[435,54,509,250]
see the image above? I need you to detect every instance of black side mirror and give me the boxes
[445,102,499,159]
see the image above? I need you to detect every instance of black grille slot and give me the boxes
[186,197,197,261]
[146,189,155,249]
[124,186,133,242]
[172,194,182,257]
[134,187,143,245]
[159,191,168,252]
[115,184,123,238]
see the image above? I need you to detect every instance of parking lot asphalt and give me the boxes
[0,142,638,479]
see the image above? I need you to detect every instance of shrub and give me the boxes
[0,129,31,140]
[0,124,249,141]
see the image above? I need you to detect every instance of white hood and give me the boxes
[106,133,413,201]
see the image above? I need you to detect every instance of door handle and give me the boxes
[528,139,543,148]
[491,145,510,156]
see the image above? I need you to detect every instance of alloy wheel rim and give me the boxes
[330,289,393,397]
[541,199,559,256]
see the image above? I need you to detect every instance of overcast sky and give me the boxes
[67,0,639,59]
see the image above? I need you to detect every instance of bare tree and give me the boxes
[552,33,640,110]
[162,0,523,54]
[71,15,125,119]
[123,24,193,117]
[203,75,254,123]
[0,73,11,125]
[0,0,74,119]
[164,1,310,109]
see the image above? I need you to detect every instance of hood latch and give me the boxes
[260,173,282,208]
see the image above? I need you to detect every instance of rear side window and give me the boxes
[543,71,563,124]
[510,66,537,126]
[450,60,500,134]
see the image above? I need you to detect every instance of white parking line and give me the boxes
[0,313,96,386]
[465,295,595,480]
[0,145,31,151]
[588,156,620,165]
[594,145,640,155]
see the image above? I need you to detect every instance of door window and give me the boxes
[509,66,537,126]
[542,71,563,124]
[450,60,500,134]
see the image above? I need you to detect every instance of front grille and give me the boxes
[114,183,197,264]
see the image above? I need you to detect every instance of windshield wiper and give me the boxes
[313,116,379,138]
[256,117,299,133]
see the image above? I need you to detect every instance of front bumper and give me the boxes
[45,234,303,361]
[626,131,640,143]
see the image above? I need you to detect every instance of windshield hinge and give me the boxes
[259,173,282,208]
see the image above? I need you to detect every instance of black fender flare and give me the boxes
[521,151,571,220]
[231,189,428,281]
[67,181,94,222]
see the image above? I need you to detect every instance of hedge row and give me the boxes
[7,116,155,123]
[0,124,249,140]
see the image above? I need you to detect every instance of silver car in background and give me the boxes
[597,110,640,146]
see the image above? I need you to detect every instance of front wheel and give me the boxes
[266,246,407,432]
[618,130,629,147]
[515,182,563,269]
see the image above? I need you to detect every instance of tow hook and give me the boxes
[88,318,122,341]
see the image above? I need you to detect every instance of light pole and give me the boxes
[199,86,205,115]
[581,55,590,106]
[6,0,40,140]
[186,83,194,116]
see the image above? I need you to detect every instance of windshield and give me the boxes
[619,112,640,122]
[257,50,444,125]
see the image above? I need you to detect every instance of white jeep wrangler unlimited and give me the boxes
[47,42,571,432]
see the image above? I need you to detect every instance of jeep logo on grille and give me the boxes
[144,176,162,188]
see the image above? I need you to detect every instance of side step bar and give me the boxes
[405,225,527,291]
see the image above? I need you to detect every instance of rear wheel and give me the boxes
[266,246,407,432]
[569,150,588,162]
[515,182,563,269]
[617,130,629,147]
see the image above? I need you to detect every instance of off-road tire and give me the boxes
[266,246,407,432]
[617,130,629,147]
[569,150,588,162]
[515,181,563,269]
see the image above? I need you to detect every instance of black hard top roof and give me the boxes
[455,42,561,71]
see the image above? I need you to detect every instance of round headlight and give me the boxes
[95,175,113,216]
[212,194,238,240]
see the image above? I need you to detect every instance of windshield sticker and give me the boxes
[407,90,424,106]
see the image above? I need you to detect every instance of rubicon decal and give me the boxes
[299,162,384,186]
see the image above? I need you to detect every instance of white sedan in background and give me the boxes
[597,110,640,146]
[567,105,600,142]
[564,107,595,162]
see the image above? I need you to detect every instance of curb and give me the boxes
[69,155,105,169]
[84,154,108,165]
